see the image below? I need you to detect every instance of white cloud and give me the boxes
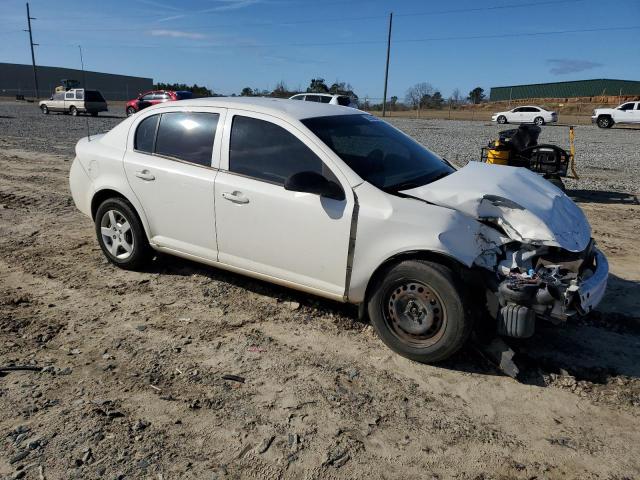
[200,0,262,13]
[149,29,208,40]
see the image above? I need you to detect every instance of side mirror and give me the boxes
[284,171,345,201]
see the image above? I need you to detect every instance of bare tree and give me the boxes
[405,82,435,117]
[449,88,462,105]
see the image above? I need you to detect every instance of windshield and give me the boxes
[301,114,453,191]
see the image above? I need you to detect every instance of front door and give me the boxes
[123,108,225,260]
[214,111,353,298]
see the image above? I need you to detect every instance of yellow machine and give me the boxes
[481,124,578,190]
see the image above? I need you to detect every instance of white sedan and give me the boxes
[492,106,558,125]
[69,98,607,363]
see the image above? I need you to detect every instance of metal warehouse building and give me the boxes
[490,79,640,101]
[0,62,153,101]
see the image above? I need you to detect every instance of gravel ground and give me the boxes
[1,100,639,479]
[1,101,638,194]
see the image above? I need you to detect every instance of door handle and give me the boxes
[135,170,155,181]
[222,191,249,204]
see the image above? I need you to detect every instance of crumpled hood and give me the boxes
[401,162,591,252]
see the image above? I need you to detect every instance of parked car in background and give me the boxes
[69,97,607,364]
[592,101,640,128]
[39,89,108,116]
[125,90,193,116]
[290,93,358,108]
[492,106,557,126]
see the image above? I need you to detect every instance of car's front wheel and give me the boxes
[497,115,507,124]
[41,105,49,114]
[367,260,471,363]
[95,198,151,270]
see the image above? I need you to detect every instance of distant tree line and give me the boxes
[236,78,359,101]
[153,78,486,110]
[153,82,214,97]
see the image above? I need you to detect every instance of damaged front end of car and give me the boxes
[483,240,609,339]
[402,162,609,339]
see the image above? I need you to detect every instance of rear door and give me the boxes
[213,111,354,298]
[123,107,226,259]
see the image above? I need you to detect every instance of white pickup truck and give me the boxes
[592,101,640,128]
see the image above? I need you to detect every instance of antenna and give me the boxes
[79,45,91,141]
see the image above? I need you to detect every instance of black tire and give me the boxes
[41,105,49,114]
[126,106,136,116]
[95,197,151,270]
[69,106,78,116]
[367,260,471,363]
[534,116,544,126]
[497,115,507,124]
[597,116,613,128]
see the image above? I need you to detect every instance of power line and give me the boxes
[22,0,587,33]
[36,25,640,50]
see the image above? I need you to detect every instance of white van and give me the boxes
[40,89,108,116]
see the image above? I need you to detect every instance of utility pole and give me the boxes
[381,12,393,117]
[25,2,39,99]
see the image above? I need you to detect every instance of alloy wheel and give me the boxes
[100,209,134,260]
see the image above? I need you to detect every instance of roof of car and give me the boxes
[146,96,363,120]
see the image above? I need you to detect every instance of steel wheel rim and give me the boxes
[100,209,134,260]
[383,280,447,347]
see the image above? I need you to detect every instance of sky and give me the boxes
[0,0,639,101]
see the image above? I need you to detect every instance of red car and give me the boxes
[125,90,193,116]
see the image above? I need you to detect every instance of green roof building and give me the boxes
[490,79,640,101]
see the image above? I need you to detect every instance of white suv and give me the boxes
[290,93,357,108]
[69,97,608,363]
[492,106,557,125]
[592,101,640,128]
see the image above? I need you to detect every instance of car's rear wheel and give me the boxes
[497,115,507,124]
[534,116,544,126]
[69,106,78,116]
[95,198,151,270]
[367,260,471,363]
[597,116,613,128]
[126,106,136,116]
[41,105,49,114]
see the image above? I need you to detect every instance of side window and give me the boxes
[134,115,159,153]
[620,103,634,111]
[337,96,351,106]
[75,90,84,100]
[305,95,321,102]
[319,96,332,103]
[636,103,640,110]
[155,112,219,166]
[291,95,304,101]
[140,93,154,101]
[512,107,523,112]
[229,116,324,185]
[65,92,74,100]
[53,92,64,101]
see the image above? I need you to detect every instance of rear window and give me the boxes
[175,91,193,100]
[85,91,105,102]
[154,112,219,166]
[337,96,351,106]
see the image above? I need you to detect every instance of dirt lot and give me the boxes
[1,102,639,479]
